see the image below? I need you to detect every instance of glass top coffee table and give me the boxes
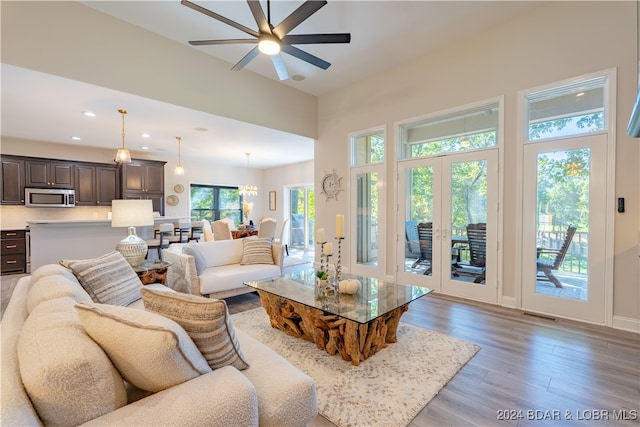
[244,269,432,365]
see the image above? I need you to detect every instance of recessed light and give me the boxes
[82,111,96,117]
[140,133,151,138]
[291,74,305,81]
[70,136,81,140]
[140,146,149,150]
[576,92,585,97]
[194,127,208,132]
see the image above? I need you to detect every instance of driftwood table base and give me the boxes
[256,290,409,366]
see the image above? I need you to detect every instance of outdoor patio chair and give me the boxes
[405,220,421,261]
[537,225,577,288]
[415,222,434,274]
[466,223,487,283]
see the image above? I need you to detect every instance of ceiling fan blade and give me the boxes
[282,33,351,45]
[189,39,257,46]
[231,47,260,71]
[181,0,259,38]
[247,0,270,34]
[272,0,327,39]
[271,54,289,81]
[281,44,330,70]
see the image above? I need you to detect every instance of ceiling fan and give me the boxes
[181,0,351,80]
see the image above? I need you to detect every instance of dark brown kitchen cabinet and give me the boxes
[96,166,119,206]
[26,159,74,188]
[121,159,166,215]
[1,229,26,274]
[74,163,120,206]
[1,156,25,204]
[74,164,97,206]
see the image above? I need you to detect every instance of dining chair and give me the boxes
[211,220,233,240]
[258,217,277,240]
[273,218,290,256]
[145,223,177,261]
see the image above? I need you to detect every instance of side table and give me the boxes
[133,261,171,285]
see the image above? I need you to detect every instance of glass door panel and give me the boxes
[356,172,379,268]
[522,134,606,324]
[289,186,314,251]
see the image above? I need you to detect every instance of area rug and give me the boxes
[283,251,314,267]
[231,308,480,427]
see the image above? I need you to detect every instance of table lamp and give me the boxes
[111,199,154,266]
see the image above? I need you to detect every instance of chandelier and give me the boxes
[238,152,257,197]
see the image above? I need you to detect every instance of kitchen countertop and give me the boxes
[26,217,188,225]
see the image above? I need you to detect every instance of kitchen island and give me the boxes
[28,217,187,271]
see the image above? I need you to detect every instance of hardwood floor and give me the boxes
[226,291,640,426]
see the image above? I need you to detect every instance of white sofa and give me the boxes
[163,238,283,299]
[1,263,317,427]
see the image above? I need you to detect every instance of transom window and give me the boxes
[190,184,242,224]
[351,130,384,166]
[400,103,499,159]
[524,76,606,141]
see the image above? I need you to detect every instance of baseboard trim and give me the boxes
[500,295,517,308]
[612,315,640,333]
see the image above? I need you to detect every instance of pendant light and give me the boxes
[115,109,132,163]
[174,136,185,176]
[238,152,258,197]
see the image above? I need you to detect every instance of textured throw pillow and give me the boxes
[17,297,127,426]
[183,242,206,276]
[60,251,142,306]
[240,238,274,265]
[75,302,212,392]
[141,287,249,371]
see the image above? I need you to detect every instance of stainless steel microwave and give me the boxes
[24,188,75,208]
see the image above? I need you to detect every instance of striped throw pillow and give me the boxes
[140,288,249,371]
[61,252,142,306]
[240,237,274,265]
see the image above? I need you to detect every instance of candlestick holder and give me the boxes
[335,237,344,283]
[318,241,327,274]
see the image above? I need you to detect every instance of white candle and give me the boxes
[323,242,333,256]
[336,214,345,238]
[317,228,325,243]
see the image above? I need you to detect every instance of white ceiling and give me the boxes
[1,1,540,168]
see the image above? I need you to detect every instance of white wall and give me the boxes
[315,1,639,322]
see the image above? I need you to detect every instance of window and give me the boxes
[400,103,499,159]
[524,76,606,141]
[351,131,384,165]
[190,184,242,225]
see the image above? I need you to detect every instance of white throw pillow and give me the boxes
[60,251,142,306]
[17,297,127,426]
[75,302,212,392]
[141,287,249,371]
[240,238,274,265]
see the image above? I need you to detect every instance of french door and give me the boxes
[289,186,314,251]
[521,134,607,323]
[397,149,498,303]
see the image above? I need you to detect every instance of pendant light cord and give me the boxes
[118,109,127,149]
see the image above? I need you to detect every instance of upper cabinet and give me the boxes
[121,159,165,194]
[25,159,74,188]
[120,159,166,215]
[1,156,25,204]
[74,163,120,206]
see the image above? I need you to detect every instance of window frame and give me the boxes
[190,184,243,224]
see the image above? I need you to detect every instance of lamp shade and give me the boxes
[111,200,154,228]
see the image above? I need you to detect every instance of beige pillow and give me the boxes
[75,302,212,392]
[61,251,142,306]
[27,274,92,313]
[17,297,127,426]
[240,237,274,265]
[141,287,249,371]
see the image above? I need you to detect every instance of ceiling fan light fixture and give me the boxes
[258,35,280,55]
